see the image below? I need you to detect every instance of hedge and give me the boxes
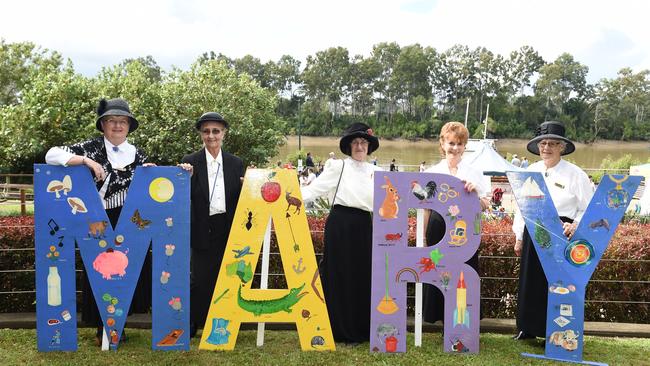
[1,215,648,324]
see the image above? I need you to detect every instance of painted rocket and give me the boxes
[453,271,470,328]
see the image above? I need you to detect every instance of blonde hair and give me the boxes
[438,121,469,156]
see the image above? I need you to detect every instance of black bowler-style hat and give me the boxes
[96,98,139,133]
[339,122,379,156]
[195,112,229,130]
[527,121,575,156]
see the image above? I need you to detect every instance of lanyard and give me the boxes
[209,162,221,204]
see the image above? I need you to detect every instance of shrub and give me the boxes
[1,215,648,324]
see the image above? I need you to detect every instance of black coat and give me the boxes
[181,148,244,250]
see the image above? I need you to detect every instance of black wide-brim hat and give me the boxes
[195,112,229,130]
[527,121,575,156]
[339,122,379,156]
[95,98,139,133]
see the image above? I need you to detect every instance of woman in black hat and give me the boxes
[45,98,152,345]
[179,112,244,337]
[301,122,382,344]
[512,121,593,340]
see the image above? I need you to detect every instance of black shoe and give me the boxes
[513,331,535,340]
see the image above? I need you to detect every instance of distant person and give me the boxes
[510,154,521,167]
[520,156,529,168]
[370,155,378,166]
[419,161,426,172]
[389,158,398,172]
[276,160,282,168]
[305,152,315,168]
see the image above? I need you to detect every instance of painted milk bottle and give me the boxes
[47,266,62,306]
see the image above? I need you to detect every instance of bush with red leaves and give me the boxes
[1,214,648,323]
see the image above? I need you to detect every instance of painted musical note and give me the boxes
[48,219,60,235]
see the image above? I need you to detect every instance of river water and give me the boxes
[277,136,650,171]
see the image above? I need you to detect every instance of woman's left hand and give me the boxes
[563,222,577,239]
[463,180,476,193]
[177,163,193,176]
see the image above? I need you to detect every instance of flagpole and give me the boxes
[483,103,489,139]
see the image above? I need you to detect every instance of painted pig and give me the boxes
[93,248,129,279]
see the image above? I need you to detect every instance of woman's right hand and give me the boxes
[83,157,106,181]
[514,239,523,257]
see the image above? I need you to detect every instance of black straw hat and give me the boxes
[195,112,229,130]
[339,122,379,156]
[526,121,575,156]
[96,98,138,133]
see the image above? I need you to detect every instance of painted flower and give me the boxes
[447,205,460,219]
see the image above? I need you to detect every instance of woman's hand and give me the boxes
[463,180,476,193]
[514,239,523,257]
[83,157,106,181]
[177,163,193,176]
[563,222,577,239]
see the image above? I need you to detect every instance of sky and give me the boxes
[1,0,648,83]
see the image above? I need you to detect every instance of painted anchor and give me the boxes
[292,257,306,274]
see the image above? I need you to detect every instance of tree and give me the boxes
[154,60,283,166]
[534,53,589,119]
[0,39,63,106]
[301,47,350,119]
[506,45,545,97]
[0,64,97,172]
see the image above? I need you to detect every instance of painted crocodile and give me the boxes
[238,283,308,316]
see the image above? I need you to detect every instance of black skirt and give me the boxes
[516,216,573,337]
[320,205,373,343]
[422,211,479,324]
[81,207,152,326]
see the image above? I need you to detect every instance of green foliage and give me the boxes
[592,154,645,182]
[153,60,284,166]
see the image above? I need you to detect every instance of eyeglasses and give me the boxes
[537,141,562,148]
[201,128,224,136]
[103,118,129,126]
[350,138,369,146]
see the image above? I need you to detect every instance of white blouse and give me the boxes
[425,158,489,197]
[301,157,383,212]
[512,159,594,241]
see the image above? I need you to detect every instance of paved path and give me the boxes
[1,313,648,338]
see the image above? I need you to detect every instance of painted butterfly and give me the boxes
[131,209,152,229]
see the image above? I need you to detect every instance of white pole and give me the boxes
[101,327,108,350]
[256,217,273,346]
[483,103,490,139]
[414,209,424,347]
[464,99,470,127]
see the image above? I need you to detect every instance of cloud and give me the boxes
[0,0,648,81]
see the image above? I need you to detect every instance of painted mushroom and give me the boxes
[62,175,72,195]
[46,180,65,198]
[67,197,87,215]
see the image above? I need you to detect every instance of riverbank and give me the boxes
[278,136,650,169]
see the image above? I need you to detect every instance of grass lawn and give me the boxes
[1,329,648,366]
[0,201,34,216]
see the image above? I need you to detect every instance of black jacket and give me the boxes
[181,148,244,250]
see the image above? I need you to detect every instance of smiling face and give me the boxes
[199,121,227,153]
[441,133,466,161]
[537,138,564,166]
[101,115,130,145]
[350,137,369,162]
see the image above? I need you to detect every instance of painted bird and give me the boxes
[411,180,437,201]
